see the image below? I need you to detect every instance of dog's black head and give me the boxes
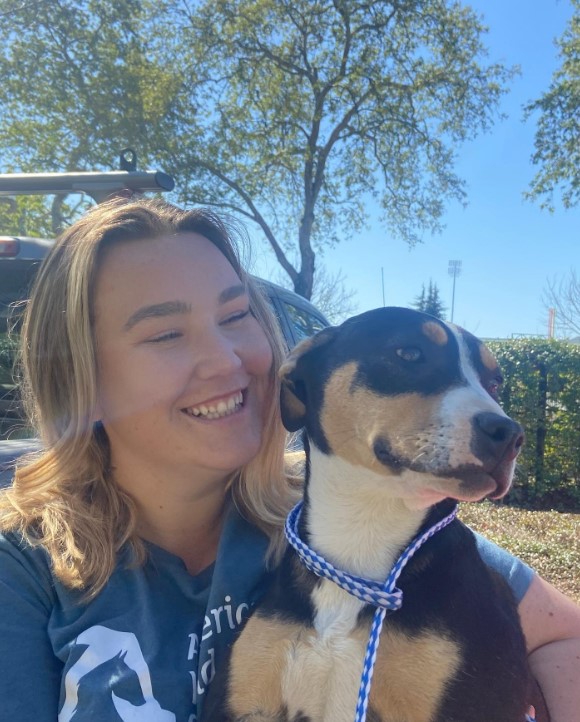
[279,307,523,504]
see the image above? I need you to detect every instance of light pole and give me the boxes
[381,267,385,306]
[448,260,462,322]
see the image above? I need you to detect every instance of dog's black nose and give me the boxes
[473,412,525,463]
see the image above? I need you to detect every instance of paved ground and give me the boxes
[0,438,40,486]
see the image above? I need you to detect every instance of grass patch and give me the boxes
[459,501,580,604]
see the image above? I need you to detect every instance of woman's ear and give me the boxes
[90,397,103,427]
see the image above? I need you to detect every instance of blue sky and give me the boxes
[252,0,579,339]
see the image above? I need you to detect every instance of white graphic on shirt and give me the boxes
[59,625,176,722]
[185,595,252,721]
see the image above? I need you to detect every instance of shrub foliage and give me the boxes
[0,333,18,385]
[488,339,580,510]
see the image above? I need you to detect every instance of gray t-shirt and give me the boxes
[0,505,533,721]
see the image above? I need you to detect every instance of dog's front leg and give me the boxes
[225,615,315,721]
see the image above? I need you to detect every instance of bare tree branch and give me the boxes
[543,270,580,338]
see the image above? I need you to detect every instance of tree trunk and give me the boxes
[295,208,316,299]
[534,362,548,499]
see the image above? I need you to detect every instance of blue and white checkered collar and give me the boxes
[284,499,458,612]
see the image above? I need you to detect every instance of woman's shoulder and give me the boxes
[0,526,48,561]
[0,527,57,608]
[472,530,535,603]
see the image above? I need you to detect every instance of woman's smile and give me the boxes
[181,389,245,419]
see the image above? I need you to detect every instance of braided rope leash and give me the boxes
[285,501,457,722]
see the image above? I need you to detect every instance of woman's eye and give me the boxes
[395,347,423,362]
[147,330,182,343]
[223,309,251,325]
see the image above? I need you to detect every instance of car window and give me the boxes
[281,300,327,343]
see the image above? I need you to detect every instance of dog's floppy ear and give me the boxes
[279,326,337,431]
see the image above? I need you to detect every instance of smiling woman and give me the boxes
[0,198,299,719]
[2,199,292,585]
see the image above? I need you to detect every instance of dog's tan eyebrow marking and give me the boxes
[479,344,498,371]
[422,321,448,345]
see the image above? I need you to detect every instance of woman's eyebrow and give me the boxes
[218,283,246,305]
[123,301,191,331]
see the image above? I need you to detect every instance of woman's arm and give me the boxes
[519,574,580,722]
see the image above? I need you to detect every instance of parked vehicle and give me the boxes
[254,278,328,347]
[0,235,53,331]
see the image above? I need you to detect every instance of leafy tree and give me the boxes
[524,0,580,210]
[0,0,514,298]
[412,279,447,319]
[0,195,91,237]
[0,0,180,178]
[0,197,52,237]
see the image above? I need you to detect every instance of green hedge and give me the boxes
[0,333,19,385]
[487,339,580,511]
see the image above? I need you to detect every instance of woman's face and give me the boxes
[93,232,273,487]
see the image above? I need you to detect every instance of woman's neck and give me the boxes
[111,456,230,575]
[136,493,227,575]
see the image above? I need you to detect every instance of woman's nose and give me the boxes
[193,331,243,380]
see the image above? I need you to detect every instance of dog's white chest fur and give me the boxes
[281,580,367,721]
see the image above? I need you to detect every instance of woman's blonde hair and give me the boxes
[0,197,298,598]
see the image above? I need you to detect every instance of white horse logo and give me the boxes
[59,625,176,721]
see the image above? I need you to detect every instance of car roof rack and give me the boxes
[0,149,175,203]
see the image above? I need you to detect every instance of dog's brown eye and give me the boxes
[396,347,423,362]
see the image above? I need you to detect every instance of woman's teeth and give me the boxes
[184,391,244,419]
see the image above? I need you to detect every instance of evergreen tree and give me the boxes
[413,284,427,313]
[412,280,447,319]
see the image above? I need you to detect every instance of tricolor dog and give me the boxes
[205,307,547,722]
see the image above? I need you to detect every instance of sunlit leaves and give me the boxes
[0,0,181,174]
[525,0,579,210]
